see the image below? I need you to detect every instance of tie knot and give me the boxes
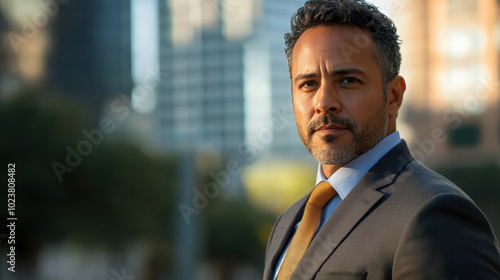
[308,181,337,207]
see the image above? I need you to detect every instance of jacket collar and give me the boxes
[263,140,415,280]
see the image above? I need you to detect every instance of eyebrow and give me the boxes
[293,68,369,84]
[293,73,320,84]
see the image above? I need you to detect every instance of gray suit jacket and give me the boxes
[264,140,500,280]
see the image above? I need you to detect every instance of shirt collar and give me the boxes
[315,131,401,200]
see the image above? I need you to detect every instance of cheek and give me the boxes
[293,95,315,120]
[342,92,384,122]
[294,105,312,131]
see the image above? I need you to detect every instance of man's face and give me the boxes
[291,25,390,165]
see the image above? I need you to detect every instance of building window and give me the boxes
[450,124,481,147]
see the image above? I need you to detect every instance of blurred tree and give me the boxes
[1,91,85,250]
[0,91,177,273]
[436,163,500,239]
[203,195,276,279]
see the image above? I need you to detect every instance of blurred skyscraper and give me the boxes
[0,2,39,96]
[158,0,245,156]
[248,0,309,158]
[157,0,307,159]
[392,0,500,167]
[0,0,132,117]
[157,4,308,278]
[48,0,133,115]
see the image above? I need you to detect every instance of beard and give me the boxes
[297,104,388,165]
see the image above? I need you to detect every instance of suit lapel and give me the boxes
[263,194,309,280]
[290,183,384,279]
[365,140,414,191]
[289,140,414,279]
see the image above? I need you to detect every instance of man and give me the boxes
[263,0,500,279]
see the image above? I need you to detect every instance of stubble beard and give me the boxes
[298,105,388,165]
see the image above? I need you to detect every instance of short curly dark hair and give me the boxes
[285,0,401,88]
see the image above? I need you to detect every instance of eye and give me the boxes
[299,80,318,89]
[340,77,360,85]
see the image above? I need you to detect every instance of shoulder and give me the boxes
[389,157,471,204]
[368,139,469,202]
[388,160,500,278]
[392,189,500,278]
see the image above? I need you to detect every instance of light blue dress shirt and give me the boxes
[273,131,401,279]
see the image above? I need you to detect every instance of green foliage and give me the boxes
[203,195,276,267]
[0,92,177,254]
[436,163,500,201]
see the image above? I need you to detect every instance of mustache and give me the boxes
[307,114,354,136]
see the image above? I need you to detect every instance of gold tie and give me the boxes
[277,181,337,279]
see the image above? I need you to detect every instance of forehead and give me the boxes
[291,25,379,76]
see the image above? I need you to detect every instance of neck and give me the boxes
[321,164,344,178]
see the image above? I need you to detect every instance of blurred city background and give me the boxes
[0,0,499,279]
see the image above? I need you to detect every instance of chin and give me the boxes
[313,151,358,166]
[314,134,349,147]
[310,142,358,165]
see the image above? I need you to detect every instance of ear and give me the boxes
[387,76,406,117]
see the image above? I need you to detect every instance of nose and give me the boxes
[314,82,341,115]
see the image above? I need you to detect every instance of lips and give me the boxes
[313,124,349,137]
[315,124,347,131]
